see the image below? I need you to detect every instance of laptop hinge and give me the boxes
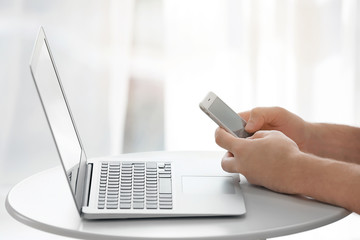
[83,163,93,207]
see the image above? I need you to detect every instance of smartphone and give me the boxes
[199,92,252,138]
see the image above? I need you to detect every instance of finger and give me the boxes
[215,127,237,151]
[248,130,269,139]
[239,111,250,122]
[245,107,283,132]
[215,127,250,154]
[221,151,238,173]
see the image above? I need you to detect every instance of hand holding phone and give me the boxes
[199,92,252,138]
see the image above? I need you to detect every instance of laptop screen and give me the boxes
[30,28,86,212]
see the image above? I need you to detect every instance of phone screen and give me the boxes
[208,97,251,138]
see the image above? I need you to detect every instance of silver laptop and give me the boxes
[29,27,246,219]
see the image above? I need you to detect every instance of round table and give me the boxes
[6,151,350,240]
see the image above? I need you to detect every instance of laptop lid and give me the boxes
[29,27,87,213]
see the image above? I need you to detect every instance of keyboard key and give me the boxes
[133,194,144,199]
[146,204,157,209]
[160,199,172,203]
[98,204,105,209]
[159,173,171,178]
[106,204,118,209]
[147,196,158,201]
[146,162,157,169]
[107,198,118,202]
[133,202,144,209]
[159,178,172,194]
[120,203,131,209]
[159,193,172,199]
[159,204,173,209]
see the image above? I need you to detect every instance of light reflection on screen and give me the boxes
[33,40,82,192]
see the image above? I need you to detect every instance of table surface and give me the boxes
[6,151,350,240]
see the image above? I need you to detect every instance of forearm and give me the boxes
[293,152,360,214]
[304,123,360,164]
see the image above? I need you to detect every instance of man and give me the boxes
[215,107,360,214]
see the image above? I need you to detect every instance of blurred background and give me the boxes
[1,0,360,239]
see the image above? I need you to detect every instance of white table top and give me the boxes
[6,151,350,240]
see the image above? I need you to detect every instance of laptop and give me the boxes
[29,27,246,219]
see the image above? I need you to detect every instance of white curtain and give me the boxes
[164,0,360,151]
[0,0,134,184]
[1,0,360,184]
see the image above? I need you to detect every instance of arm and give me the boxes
[242,107,360,164]
[215,128,360,214]
[305,123,360,164]
[295,151,360,213]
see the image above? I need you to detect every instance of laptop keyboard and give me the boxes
[97,162,173,210]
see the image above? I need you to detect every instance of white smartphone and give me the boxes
[199,92,252,138]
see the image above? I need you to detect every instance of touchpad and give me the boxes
[182,176,235,194]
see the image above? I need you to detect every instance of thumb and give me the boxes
[221,152,238,173]
[245,110,264,133]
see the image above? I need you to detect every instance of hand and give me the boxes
[215,127,301,194]
[240,107,310,152]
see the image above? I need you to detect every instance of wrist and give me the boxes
[289,151,360,213]
[290,151,342,198]
[300,121,317,154]
[288,151,313,196]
